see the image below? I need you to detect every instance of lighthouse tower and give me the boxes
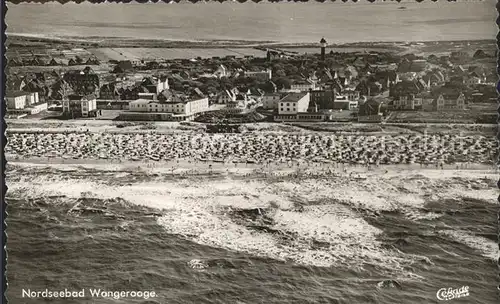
[320,37,327,61]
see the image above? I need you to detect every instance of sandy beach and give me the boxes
[6,128,496,167]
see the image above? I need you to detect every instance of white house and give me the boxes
[278,92,310,115]
[156,77,169,94]
[62,94,97,118]
[6,91,29,110]
[129,99,151,112]
[129,98,209,116]
[141,76,169,95]
[81,97,97,117]
[6,91,44,114]
[26,92,39,106]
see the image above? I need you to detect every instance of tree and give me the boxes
[258,81,276,93]
[219,76,234,90]
[272,63,285,73]
[169,78,184,91]
[284,64,299,76]
[275,69,286,78]
[274,77,291,90]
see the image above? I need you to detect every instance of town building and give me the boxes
[389,80,424,98]
[468,66,487,82]
[96,100,130,110]
[138,92,156,100]
[434,93,466,110]
[246,88,264,102]
[6,91,47,115]
[6,91,34,110]
[290,79,316,92]
[63,67,100,95]
[127,95,209,121]
[277,92,310,115]
[141,76,169,95]
[333,95,358,110]
[62,94,98,118]
[423,70,446,87]
[391,93,434,111]
[262,92,283,110]
[415,93,436,111]
[128,99,150,112]
[226,94,248,111]
[244,69,272,81]
[344,88,360,102]
[356,80,383,97]
[465,76,482,86]
[310,88,335,110]
[99,82,121,100]
[217,90,237,104]
[274,92,324,121]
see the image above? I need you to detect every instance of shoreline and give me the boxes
[7,156,496,174]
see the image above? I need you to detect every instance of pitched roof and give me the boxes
[280,92,309,103]
[6,90,31,98]
[442,92,463,100]
[417,78,428,89]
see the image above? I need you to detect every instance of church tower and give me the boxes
[320,37,327,61]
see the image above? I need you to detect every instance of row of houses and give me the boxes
[9,57,100,67]
[95,73,171,101]
[390,92,466,111]
[262,87,361,111]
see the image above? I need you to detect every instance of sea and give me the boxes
[5,1,498,43]
[5,163,498,304]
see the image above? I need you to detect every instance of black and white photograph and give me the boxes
[3,1,498,303]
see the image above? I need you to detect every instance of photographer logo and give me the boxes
[436,286,469,301]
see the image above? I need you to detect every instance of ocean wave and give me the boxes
[7,165,496,280]
[440,230,497,261]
